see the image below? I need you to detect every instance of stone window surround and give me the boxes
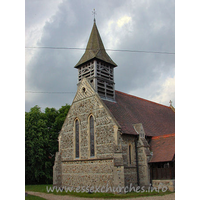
[128,143,133,166]
[74,118,81,159]
[87,113,97,159]
[89,115,94,157]
[73,114,97,160]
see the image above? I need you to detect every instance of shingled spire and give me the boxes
[75,21,117,68]
[75,21,117,101]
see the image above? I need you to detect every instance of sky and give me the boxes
[25,0,175,112]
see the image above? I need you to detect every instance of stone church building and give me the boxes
[53,21,175,191]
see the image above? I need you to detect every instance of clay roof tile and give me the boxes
[149,133,175,163]
[103,90,175,137]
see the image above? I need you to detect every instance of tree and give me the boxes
[25,104,70,184]
[54,104,71,131]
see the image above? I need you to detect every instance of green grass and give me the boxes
[25,194,46,200]
[26,185,51,193]
[25,185,173,199]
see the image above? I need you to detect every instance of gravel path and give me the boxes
[26,191,175,200]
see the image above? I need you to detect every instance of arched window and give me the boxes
[75,119,79,158]
[89,115,95,157]
[129,145,132,164]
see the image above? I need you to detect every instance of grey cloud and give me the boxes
[25,0,175,111]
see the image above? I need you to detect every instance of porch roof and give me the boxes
[149,133,175,163]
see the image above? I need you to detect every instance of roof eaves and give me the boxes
[149,155,175,163]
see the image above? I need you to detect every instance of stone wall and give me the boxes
[152,179,175,192]
[120,126,151,188]
[137,137,151,187]
[62,159,114,188]
[132,123,151,188]
[53,78,121,188]
[53,152,62,187]
[60,96,116,160]
[53,78,152,191]
[124,167,137,187]
[120,135,137,187]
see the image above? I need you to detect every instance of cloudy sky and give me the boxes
[25,0,175,112]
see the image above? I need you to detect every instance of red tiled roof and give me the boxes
[149,133,175,163]
[103,90,175,137]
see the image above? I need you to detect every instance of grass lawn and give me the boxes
[25,185,173,199]
[25,194,46,200]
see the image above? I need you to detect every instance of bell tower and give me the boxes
[74,21,117,101]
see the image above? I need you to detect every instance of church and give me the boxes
[53,20,175,192]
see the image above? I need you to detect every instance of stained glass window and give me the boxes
[75,119,79,158]
[129,145,131,164]
[90,116,94,157]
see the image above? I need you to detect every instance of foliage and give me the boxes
[25,104,70,184]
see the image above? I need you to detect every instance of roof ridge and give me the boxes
[170,105,175,112]
[115,90,171,109]
[152,133,175,140]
